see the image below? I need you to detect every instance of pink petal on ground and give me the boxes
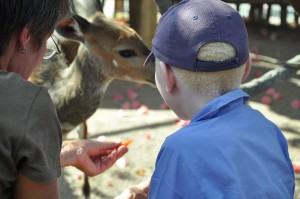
[76,174,82,180]
[261,96,272,105]
[137,105,149,115]
[131,100,141,109]
[127,88,138,100]
[251,54,260,62]
[273,92,283,100]
[254,71,264,78]
[265,88,276,96]
[113,93,124,102]
[175,119,190,127]
[291,100,300,109]
[145,132,152,140]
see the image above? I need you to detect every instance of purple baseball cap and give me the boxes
[144,0,249,72]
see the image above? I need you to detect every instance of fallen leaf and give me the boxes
[127,88,138,100]
[107,181,114,187]
[136,169,146,176]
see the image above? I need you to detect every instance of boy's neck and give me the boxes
[176,89,216,120]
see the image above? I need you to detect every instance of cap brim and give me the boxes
[143,51,155,67]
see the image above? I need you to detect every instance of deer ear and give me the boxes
[55,15,91,43]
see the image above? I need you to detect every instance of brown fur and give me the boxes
[30,12,156,136]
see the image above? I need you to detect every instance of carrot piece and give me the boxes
[122,140,133,147]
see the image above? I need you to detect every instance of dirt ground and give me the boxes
[59,25,300,198]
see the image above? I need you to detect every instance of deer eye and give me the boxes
[119,49,137,58]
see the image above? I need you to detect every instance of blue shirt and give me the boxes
[149,89,295,199]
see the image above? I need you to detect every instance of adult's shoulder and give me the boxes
[0,71,51,118]
[0,71,45,99]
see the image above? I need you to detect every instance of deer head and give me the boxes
[56,12,156,85]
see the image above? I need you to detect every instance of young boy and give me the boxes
[116,0,295,198]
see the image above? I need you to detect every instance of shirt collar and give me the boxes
[191,89,249,122]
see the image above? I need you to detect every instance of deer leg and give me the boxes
[80,121,90,199]
[82,172,90,199]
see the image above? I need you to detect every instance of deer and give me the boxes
[30,12,155,136]
[29,11,156,198]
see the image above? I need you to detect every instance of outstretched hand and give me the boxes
[114,179,150,199]
[60,139,128,176]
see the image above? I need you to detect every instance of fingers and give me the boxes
[83,145,128,177]
[97,145,128,174]
[116,145,129,158]
[72,139,129,176]
[114,183,149,199]
[82,139,122,157]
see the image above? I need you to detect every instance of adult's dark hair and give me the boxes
[0,0,74,56]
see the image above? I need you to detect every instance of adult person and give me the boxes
[116,0,295,198]
[0,0,128,198]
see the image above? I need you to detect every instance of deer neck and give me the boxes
[51,46,114,131]
[74,47,113,93]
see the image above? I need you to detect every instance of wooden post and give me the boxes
[280,4,287,26]
[129,0,157,48]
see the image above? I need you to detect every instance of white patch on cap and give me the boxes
[197,42,235,62]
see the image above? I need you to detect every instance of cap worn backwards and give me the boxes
[144,0,249,72]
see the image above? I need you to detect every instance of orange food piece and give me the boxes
[122,140,133,147]
[294,163,300,173]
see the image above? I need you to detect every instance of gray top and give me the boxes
[0,71,62,198]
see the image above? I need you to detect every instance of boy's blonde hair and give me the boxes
[172,42,246,96]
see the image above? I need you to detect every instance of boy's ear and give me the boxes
[159,61,176,93]
[242,57,251,81]
[17,26,31,49]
